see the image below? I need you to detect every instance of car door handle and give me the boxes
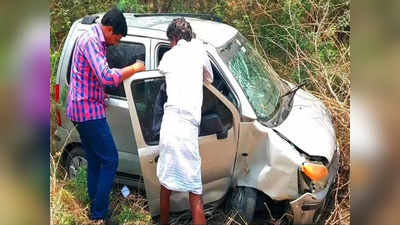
[217,129,228,139]
[149,155,160,164]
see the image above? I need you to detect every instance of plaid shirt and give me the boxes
[66,24,122,122]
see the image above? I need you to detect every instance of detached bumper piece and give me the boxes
[290,193,321,224]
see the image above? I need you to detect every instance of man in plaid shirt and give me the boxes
[65,8,144,224]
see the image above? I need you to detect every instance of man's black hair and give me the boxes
[101,7,128,36]
[166,18,193,42]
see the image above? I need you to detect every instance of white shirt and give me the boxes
[158,39,213,125]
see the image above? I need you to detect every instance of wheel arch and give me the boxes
[60,142,83,167]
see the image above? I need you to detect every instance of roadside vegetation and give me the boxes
[50,0,350,224]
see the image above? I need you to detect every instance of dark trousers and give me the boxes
[75,118,118,220]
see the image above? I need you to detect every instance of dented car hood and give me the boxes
[274,89,336,162]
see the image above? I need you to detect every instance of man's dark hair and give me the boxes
[166,18,193,42]
[101,7,128,36]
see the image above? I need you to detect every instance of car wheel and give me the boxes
[225,187,257,224]
[65,147,87,179]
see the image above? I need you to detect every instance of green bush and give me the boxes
[116,204,151,224]
[50,0,115,50]
[50,50,60,87]
[117,0,147,13]
[56,211,76,225]
[68,166,90,206]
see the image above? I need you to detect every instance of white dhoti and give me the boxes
[156,107,203,195]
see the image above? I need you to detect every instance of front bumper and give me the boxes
[290,148,340,225]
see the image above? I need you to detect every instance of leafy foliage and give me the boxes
[67,166,90,206]
[117,0,147,13]
[115,204,151,224]
[50,0,115,50]
[50,50,60,86]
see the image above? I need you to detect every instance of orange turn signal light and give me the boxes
[301,163,328,181]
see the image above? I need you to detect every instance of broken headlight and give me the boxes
[299,161,329,193]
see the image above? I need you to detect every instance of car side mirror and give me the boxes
[200,113,228,139]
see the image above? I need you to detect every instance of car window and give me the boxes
[201,85,233,136]
[219,34,281,122]
[131,78,233,146]
[156,45,170,67]
[66,37,80,85]
[210,63,239,110]
[131,78,164,146]
[105,42,146,98]
[66,48,74,84]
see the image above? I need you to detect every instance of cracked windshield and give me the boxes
[218,34,281,121]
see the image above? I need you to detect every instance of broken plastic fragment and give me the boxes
[121,185,130,198]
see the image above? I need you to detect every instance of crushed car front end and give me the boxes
[217,32,340,224]
[232,117,339,224]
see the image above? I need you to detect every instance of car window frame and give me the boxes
[155,42,171,68]
[65,33,82,86]
[104,41,146,99]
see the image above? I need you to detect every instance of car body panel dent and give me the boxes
[234,121,306,200]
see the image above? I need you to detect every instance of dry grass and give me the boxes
[50,148,152,225]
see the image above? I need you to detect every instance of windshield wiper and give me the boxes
[280,80,308,99]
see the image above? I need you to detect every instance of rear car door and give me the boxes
[104,36,150,177]
[124,70,240,215]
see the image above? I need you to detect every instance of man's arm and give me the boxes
[203,66,213,83]
[120,61,145,81]
[202,48,213,83]
[84,38,144,87]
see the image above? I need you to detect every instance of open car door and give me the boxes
[124,70,240,215]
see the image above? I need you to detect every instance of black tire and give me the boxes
[225,187,257,225]
[64,146,87,179]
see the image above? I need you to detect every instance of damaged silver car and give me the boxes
[54,13,339,225]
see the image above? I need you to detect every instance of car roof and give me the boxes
[81,13,238,48]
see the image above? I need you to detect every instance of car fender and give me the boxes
[233,121,305,200]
